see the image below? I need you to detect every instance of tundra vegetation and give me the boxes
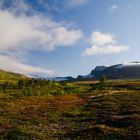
[0,77,140,139]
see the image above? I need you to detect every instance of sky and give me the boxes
[0,0,140,77]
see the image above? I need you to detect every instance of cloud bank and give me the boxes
[0,54,54,76]
[82,31,129,56]
[0,1,83,76]
[0,10,82,52]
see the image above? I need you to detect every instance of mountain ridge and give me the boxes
[78,61,140,80]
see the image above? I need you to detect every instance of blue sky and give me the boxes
[0,0,140,77]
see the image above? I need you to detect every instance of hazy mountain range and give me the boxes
[1,62,140,81]
[32,61,140,81]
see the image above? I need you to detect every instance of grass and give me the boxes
[0,80,140,139]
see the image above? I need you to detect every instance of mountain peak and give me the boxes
[90,66,106,75]
[94,66,106,71]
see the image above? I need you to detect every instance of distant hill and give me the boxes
[100,62,140,79]
[77,62,140,80]
[0,69,28,81]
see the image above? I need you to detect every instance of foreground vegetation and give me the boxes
[0,79,140,139]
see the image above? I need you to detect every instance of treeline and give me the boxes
[0,79,85,97]
[0,79,67,96]
[0,76,109,97]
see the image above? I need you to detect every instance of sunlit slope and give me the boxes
[0,69,28,81]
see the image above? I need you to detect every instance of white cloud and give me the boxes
[109,4,119,12]
[0,54,54,76]
[82,31,129,56]
[0,4,83,76]
[0,10,83,51]
[89,31,116,45]
[67,0,89,7]
[82,44,129,56]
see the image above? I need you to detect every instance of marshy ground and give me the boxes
[0,80,140,139]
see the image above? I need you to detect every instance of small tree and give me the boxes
[98,75,107,92]
[18,80,24,88]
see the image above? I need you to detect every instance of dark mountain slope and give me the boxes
[77,62,140,80]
